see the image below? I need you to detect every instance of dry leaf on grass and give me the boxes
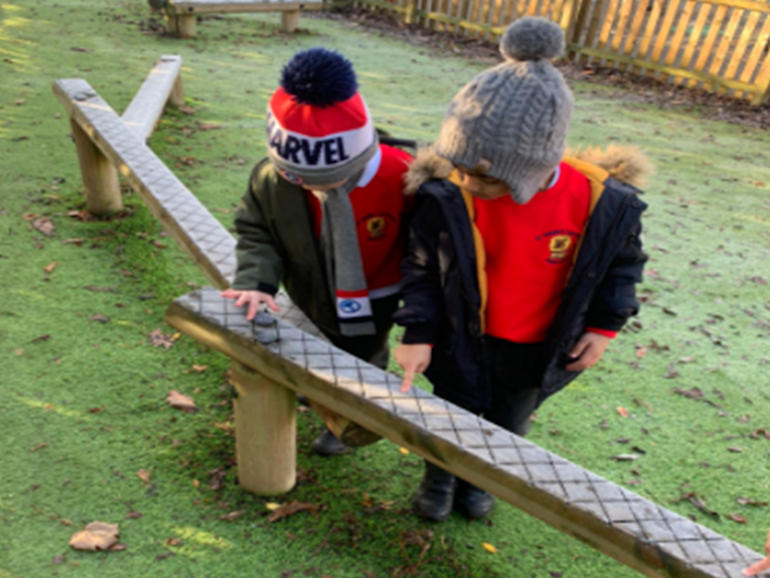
[69,521,120,551]
[137,469,151,484]
[482,542,497,553]
[148,328,175,349]
[267,500,318,523]
[166,390,196,411]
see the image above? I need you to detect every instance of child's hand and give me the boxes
[220,289,281,320]
[743,528,770,576]
[565,332,611,371]
[394,344,432,393]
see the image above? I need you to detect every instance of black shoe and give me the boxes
[413,461,456,521]
[454,479,494,519]
[311,429,349,456]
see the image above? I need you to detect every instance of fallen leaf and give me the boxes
[399,447,409,455]
[482,542,497,553]
[198,122,222,131]
[68,521,119,551]
[178,105,196,115]
[32,217,55,236]
[43,262,58,274]
[267,500,318,523]
[191,364,208,372]
[663,363,680,379]
[51,554,66,564]
[166,390,196,411]
[727,446,743,453]
[737,497,768,507]
[728,513,748,524]
[61,238,85,245]
[635,346,648,359]
[616,406,628,418]
[611,454,639,461]
[31,334,51,343]
[137,469,151,484]
[148,328,175,349]
[265,502,281,511]
[220,511,243,521]
[91,313,109,323]
[29,442,48,452]
[165,537,182,546]
[678,356,695,363]
[124,511,142,519]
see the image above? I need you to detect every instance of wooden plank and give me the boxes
[167,0,325,14]
[635,0,664,65]
[617,0,648,73]
[571,45,759,91]
[649,0,686,67]
[751,52,770,104]
[663,0,697,69]
[597,0,620,52]
[610,0,633,53]
[721,9,761,83]
[706,6,745,89]
[52,79,237,289]
[737,14,770,96]
[166,287,766,578]
[674,3,713,86]
[121,55,183,142]
[691,3,729,84]
[696,0,770,13]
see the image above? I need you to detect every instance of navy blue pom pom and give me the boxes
[280,48,358,107]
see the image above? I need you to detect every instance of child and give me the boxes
[393,17,650,521]
[222,48,412,455]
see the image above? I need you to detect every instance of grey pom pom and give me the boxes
[500,17,565,62]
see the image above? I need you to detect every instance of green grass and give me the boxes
[1,1,769,576]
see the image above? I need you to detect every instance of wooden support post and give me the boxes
[280,10,300,32]
[165,12,179,35]
[170,75,185,108]
[69,118,122,215]
[178,13,197,37]
[229,362,296,495]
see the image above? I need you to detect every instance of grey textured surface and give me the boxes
[166,288,764,578]
[121,55,182,141]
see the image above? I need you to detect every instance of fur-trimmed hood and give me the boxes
[403,145,653,195]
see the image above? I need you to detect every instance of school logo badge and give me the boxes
[548,234,572,262]
[365,216,386,240]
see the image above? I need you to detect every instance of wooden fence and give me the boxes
[351,0,770,105]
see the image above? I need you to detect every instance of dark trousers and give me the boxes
[322,294,400,370]
[471,336,547,436]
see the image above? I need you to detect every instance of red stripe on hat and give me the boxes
[269,88,370,137]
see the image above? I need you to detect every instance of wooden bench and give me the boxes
[161,0,326,36]
[52,68,765,578]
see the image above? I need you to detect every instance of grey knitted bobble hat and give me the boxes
[435,17,574,204]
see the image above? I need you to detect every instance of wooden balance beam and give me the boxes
[52,69,765,578]
[162,0,326,36]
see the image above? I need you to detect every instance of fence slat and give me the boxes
[738,14,770,93]
[706,7,745,90]
[618,0,648,73]
[722,9,762,84]
[664,0,697,73]
[650,0,686,67]
[674,3,713,86]
[610,0,633,53]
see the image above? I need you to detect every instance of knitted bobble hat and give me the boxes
[435,17,574,204]
[266,48,379,186]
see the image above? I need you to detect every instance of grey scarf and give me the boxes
[318,172,376,336]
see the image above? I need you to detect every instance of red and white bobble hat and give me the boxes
[266,48,378,186]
